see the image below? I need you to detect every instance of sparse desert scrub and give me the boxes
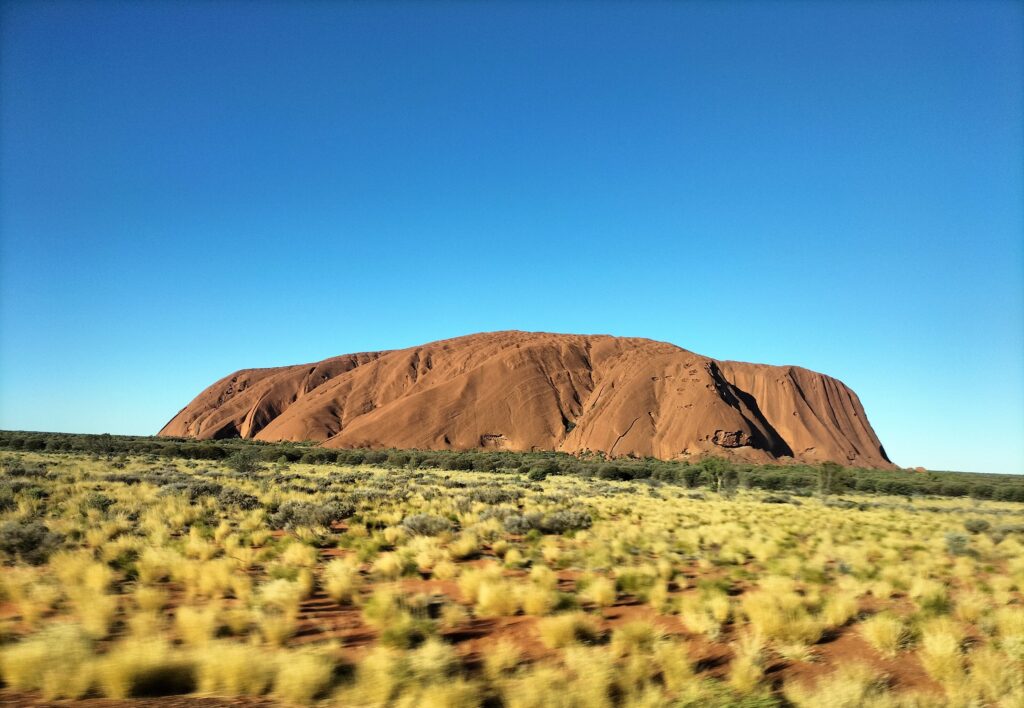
[821,592,859,628]
[528,563,558,588]
[449,532,479,560]
[740,585,823,653]
[475,578,521,617]
[909,577,951,615]
[953,589,988,624]
[518,581,558,616]
[728,632,767,695]
[342,646,411,705]
[279,540,319,567]
[74,589,119,639]
[272,649,336,704]
[537,612,601,648]
[2,446,1024,706]
[256,578,303,646]
[457,562,503,603]
[784,663,889,707]
[95,638,195,698]
[613,564,659,599]
[0,624,94,698]
[1,568,59,629]
[482,639,522,681]
[994,606,1024,659]
[175,603,221,646]
[194,641,275,695]
[323,556,361,603]
[361,587,436,648]
[918,618,965,684]
[439,600,469,630]
[341,640,477,707]
[644,581,671,615]
[497,664,573,708]
[859,612,908,657]
[503,547,525,567]
[372,550,415,579]
[610,619,663,657]
[678,590,731,639]
[431,557,459,580]
[652,639,695,694]
[580,575,617,608]
[135,585,168,612]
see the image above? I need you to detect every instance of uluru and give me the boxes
[160,331,893,468]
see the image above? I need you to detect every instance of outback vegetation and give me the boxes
[3,431,1022,501]
[0,432,1023,706]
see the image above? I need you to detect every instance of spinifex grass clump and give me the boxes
[0,445,1023,705]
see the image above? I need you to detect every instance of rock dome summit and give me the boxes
[160,331,893,468]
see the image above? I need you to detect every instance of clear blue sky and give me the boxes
[1,1,1021,474]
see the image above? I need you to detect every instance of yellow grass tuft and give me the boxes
[859,613,907,657]
[95,638,194,699]
[0,624,94,699]
[324,557,361,603]
[728,632,766,695]
[918,618,964,685]
[272,650,335,704]
[537,612,601,649]
[483,639,522,681]
[194,641,275,695]
[475,578,521,617]
[581,576,617,608]
[175,603,220,647]
[784,663,888,707]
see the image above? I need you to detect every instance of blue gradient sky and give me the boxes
[1,1,1021,473]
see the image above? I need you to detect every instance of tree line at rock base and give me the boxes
[2,430,1022,502]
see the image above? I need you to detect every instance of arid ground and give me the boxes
[1,444,1023,706]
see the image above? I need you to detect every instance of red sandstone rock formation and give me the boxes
[160,331,893,468]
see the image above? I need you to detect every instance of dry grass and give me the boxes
[194,641,275,695]
[728,632,766,695]
[3,449,1024,706]
[784,663,889,707]
[859,613,908,657]
[537,612,601,649]
[918,618,964,684]
[323,557,361,603]
[272,650,335,704]
[475,578,521,617]
[580,576,616,608]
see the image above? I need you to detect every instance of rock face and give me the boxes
[160,331,894,468]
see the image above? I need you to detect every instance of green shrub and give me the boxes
[402,514,452,536]
[0,520,62,565]
[945,532,970,556]
[226,449,261,475]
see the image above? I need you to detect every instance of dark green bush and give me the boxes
[226,448,261,475]
[0,485,14,513]
[401,514,452,536]
[945,532,970,556]
[527,467,548,481]
[269,499,354,529]
[217,487,260,510]
[540,510,592,533]
[0,520,62,565]
[82,492,115,513]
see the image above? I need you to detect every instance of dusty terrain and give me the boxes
[161,331,893,468]
[3,450,1022,706]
